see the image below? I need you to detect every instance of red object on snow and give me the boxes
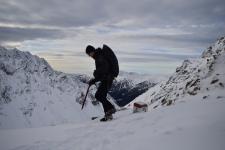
[134,102,147,108]
[133,102,148,113]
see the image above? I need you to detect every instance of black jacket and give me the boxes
[93,49,111,82]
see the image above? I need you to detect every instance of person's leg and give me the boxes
[95,79,115,114]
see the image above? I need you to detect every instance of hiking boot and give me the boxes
[100,114,113,122]
[105,108,116,116]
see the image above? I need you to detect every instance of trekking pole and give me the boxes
[81,85,91,110]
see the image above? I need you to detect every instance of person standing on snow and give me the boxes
[85,44,119,121]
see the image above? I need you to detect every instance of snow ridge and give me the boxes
[132,36,225,107]
[0,47,102,129]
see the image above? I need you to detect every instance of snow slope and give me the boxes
[0,47,102,129]
[130,36,225,107]
[0,94,225,150]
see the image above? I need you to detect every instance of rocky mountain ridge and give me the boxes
[131,36,225,108]
[0,46,102,129]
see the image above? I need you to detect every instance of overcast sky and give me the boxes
[0,0,225,75]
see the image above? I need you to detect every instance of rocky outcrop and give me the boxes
[132,36,225,107]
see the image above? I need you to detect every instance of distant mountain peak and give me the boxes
[0,47,101,129]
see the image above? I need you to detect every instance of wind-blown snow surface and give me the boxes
[0,95,225,150]
[0,47,102,129]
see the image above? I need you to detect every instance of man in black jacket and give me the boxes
[86,45,116,121]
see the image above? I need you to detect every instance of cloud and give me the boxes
[0,0,225,74]
[1,0,224,41]
[0,26,64,45]
[117,51,199,69]
[0,0,107,27]
[36,50,95,74]
[1,0,225,28]
[106,0,225,27]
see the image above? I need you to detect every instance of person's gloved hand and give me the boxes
[88,78,96,86]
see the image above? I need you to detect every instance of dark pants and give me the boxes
[95,79,114,114]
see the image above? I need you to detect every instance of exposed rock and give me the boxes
[166,100,173,106]
[211,79,219,84]
[219,82,224,88]
[131,36,225,109]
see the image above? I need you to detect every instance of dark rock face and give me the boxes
[109,80,156,107]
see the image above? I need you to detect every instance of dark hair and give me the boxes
[86,45,95,54]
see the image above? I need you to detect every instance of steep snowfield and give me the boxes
[0,47,102,129]
[0,94,225,150]
[130,36,225,108]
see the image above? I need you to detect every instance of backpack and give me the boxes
[102,44,119,78]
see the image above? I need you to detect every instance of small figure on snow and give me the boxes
[85,44,119,121]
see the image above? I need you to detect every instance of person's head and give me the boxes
[86,45,95,58]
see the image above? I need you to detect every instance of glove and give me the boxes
[88,78,96,86]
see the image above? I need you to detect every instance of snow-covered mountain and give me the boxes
[131,36,225,108]
[0,46,103,129]
[0,46,162,129]
[1,38,225,150]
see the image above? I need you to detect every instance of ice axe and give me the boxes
[81,84,91,110]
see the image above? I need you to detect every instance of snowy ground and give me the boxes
[1,94,225,150]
